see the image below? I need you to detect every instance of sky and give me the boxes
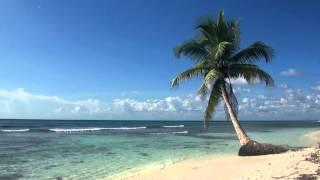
[0,0,319,120]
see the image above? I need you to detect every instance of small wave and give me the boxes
[49,127,147,132]
[163,125,184,128]
[174,131,188,134]
[49,128,104,132]
[103,127,147,130]
[0,129,30,132]
[151,131,188,135]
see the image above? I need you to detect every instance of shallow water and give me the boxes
[0,120,319,179]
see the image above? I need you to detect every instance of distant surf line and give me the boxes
[0,129,30,132]
[49,127,147,132]
[163,125,184,128]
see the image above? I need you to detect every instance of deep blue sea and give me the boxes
[1,119,319,179]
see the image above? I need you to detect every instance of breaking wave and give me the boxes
[151,131,188,135]
[0,129,30,132]
[163,125,184,128]
[49,127,147,132]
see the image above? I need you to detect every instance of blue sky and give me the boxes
[0,0,319,120]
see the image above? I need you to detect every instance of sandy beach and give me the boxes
[113,132,320,180]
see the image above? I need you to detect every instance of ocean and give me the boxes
[0,119,319,179]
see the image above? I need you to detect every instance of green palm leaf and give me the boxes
[204,79,223,127]
[214,41,232,59]
[171,66,209,88]
[198,69,222,99]
[231,42,274,64]
[174,40,209,60]
[227,64,274,86]
[224,82,238,120]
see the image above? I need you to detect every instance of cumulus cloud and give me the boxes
[277,83,289,89]
[280,68,300,76]
[239,88,320,120]
[0,88,104,117]
[111,95,203,112]
[0,87,319,120]
[233,87,251,94]
[0,88,207,120]
[229,77,248,85]
[311,83,320,92]
[228,77,260,85]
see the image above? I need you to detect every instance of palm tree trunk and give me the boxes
[221,83,251,145]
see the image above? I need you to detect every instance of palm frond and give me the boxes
[227,64,274,86]
[171,67,209,88]
[204,79,223,128]
[194,10,241,62]
[198,81,209,100]
[231,42,274,64]
[225,19,240,52]
[198,69,222,99]
[214,41,232,59]
[217,10,227,37]
[196,17,218,46]
[195,60,206,67]
[224,82,238,120]
[204,69,221,83]
[174,40,209,60]
[218,9,224,25]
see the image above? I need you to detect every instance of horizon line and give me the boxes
[0,118,318,121]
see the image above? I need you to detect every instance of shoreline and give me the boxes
[110,131,320,180]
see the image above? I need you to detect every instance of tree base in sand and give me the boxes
[238,140,289,156]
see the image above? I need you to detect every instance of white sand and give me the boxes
[111,132,320,180]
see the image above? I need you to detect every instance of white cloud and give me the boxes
[280,68,299,76]
[311,83,320,92]
[239,88,320,119]
[277,83,288,89]
[0,88,206,120]
[228,77,260,85]
[111,95,203,112]
[229,77,248,85]
[242,98,249,103]
[54,107,63,113]
[0,88,104,117]
[233,87,251,94]
[0,86,320,120]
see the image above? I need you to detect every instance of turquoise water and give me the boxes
[0,120,319,179]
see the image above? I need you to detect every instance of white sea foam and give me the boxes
[173,131,188,134]
[103,127,147,130]
[1,129,30,132]
[163,125,184,128]
[151,131,188,135]
[49,127,147,132]
[49,128,103,132]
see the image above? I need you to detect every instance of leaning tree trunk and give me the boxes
[221,83,251,145]
[221,83,289,156]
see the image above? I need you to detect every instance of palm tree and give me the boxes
[171,10,275,148]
